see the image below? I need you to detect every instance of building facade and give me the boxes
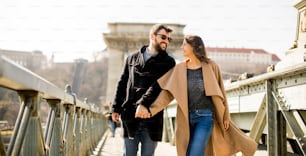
[206,47,280,65]
[205,47,280,79]
[0,49,48,70]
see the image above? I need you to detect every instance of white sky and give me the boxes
[0,0,301,62]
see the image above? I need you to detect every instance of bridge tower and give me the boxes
[273,0,306,111]
[103,22,185,106]
[276,0,306,69]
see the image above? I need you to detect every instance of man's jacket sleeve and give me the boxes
[112,56,130,113]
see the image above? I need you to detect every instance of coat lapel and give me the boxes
[178,63,189,122]
[157,62,189,121]
[202,63,224,99]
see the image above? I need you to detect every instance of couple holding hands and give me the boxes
[111,23,257,156]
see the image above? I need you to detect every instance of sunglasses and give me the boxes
[156,34,172,42]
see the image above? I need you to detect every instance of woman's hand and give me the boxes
[224,119,230,130]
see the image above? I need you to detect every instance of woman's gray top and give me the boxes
[187,67,214,112]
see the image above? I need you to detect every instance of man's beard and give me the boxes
[154,39,167,51]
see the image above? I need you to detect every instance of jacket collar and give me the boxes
[140,45,168,58]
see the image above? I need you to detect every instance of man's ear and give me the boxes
[149,33,155,41]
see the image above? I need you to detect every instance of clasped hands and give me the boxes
[135,104,151,119]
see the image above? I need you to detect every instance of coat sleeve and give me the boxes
[149,90,174,116]
[148,68,176,116]
[136,82,162,108]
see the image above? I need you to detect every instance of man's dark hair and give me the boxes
[151,24,173,35]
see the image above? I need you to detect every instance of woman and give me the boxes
[136,35,257,156]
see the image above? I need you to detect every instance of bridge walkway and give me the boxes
[96,127,284,156]
[97,128,176,156]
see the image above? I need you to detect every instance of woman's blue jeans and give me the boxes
[123,126,157,156]
[187,109,214,156]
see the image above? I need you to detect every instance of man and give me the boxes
[105,102,117,137]
[111,24,176,156]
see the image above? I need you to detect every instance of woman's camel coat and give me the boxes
[149,60,257,156]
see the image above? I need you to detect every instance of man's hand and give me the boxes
[112,112,120,123]
[135,104,151,119]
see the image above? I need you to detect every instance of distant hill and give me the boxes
[0,104,19,126]
[35,57,108,107]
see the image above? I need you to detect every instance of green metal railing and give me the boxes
[225,62,306,155]
[0,56,108,156]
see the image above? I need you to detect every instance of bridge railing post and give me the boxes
[62,85,76,156]
[79,109,87,156]
[74,106,82,156]
[266,80,287,156]
[46,99,63,156]
[8,91,45,156]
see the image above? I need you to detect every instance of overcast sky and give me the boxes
[0,0,300,62]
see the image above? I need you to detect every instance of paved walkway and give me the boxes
[99,128,176,156]
[97,128,300,156]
